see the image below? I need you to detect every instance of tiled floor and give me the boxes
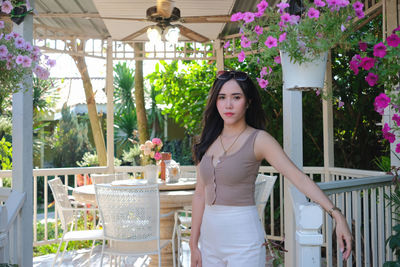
[33,242,191,267]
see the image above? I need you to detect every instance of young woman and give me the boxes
[190,71,352,267]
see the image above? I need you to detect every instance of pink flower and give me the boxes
[243,12,255,23]
[349,60,359,75]
[22,56,32,68]
[373,42,387,58]
[254,25,263,35]
[238,50,246,62]
[154,152,162,161]
[352,1,364,10]
[355,9,365,19]
[314,0,326,7]
[14,37,25,49]
[254,9,264,17]
[33,65,50,80]
[277,2,290,12]
[382,124,396,143]
[374,93,390,115]
[316,89,321,96]
[0,45,8,57]
[338,101,344,108]
[152,138,162,145]
[1,1,13,14]
[24,42,32,51]
[47,59,56,67]
[264,36,277,48]
[280,13,291,23]
[274,56,281,64]
[308,8,320,19]
[359,41,367,51]
[258,78,269,88]
[393,114,400,126]
[223,40,230,49]
[339,0,350,7]
[15,55,24,65]
[341,24,346,32]
[383,123,391,134]
[393,26,400,34]
[290,15,300,24]
[257,0,268,11]
[387,33,400,47]
[365,72,378,86]
[230,12,244,22]
[241,36,251,48]
[0,21,4,29]
[360,57,375,70]
[260,66,272,77]
[396,143,400,153]
[278,32,287,42]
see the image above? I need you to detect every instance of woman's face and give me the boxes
[216,79,248,126]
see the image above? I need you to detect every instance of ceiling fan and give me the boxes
[101,0,233,43]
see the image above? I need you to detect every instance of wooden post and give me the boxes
[385,0,400,167]
[322,52,334,181]
[215,39,224,71]
[106,37,115,173]
[283,89,303,266]
[12,8,34,266]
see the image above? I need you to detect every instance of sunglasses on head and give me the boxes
[217,71,248,81]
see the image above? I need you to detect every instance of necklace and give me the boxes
[219,126,247,157]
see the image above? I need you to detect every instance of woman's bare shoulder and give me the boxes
[254,130,281,160]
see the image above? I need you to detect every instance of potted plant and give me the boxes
[229,0,366,90]
[0,16,54,99]
[0,1,33,25]
[139,138,163,183]
[349,26,400,151]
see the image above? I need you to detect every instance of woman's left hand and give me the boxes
[334,212,352,261]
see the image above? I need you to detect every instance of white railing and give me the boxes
[0,165,393,266]
[317,175,395,267]
[0,187,26,264]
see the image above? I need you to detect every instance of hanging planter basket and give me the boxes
[280,51,328,91]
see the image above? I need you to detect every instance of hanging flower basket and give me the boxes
[280,51,328,91]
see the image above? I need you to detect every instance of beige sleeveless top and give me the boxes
[198,130,261,206]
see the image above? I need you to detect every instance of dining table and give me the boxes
[72,178,196,267]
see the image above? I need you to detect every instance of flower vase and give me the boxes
[144,164,159,184]
[280,51,328,91]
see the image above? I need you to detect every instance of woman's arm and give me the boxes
[189,165,206,267]
[254,131,352,260]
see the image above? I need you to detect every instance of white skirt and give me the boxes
[200,205,266,267]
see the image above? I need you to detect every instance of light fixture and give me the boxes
[165,26,180,44]
[146,26,162,44]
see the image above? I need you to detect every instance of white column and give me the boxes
[322,53,334,181]
[283,89,303,266]
[215,39,224,71]
[12,9,34,267]
[291,187,323,267]
[106,37,115,173]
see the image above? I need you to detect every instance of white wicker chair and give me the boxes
[94,183,176,267]
[172,174,277,266]
[48,178,103,267]
[254,174,277,238]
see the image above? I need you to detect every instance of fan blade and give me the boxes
[100,17,148,22]
[122,26,151,41]
[179,15,232,23]
[177,25,209,43]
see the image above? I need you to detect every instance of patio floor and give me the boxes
[33,242,191,267]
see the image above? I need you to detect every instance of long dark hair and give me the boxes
[193,73,266,164]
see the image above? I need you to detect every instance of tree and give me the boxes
[147,60,216,135]
[67,39,107,166]
[133,43,149,147]
[48,106,93,168]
